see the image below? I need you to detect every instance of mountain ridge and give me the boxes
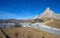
[34,7,60,19]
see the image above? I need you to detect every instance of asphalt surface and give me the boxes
[21,23,60,36]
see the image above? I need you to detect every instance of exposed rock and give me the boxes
[38,7,60,19]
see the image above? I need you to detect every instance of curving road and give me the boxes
[21,23,60,36]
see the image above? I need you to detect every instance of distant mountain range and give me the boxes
[0,19,26,23]
[0,7,60,23]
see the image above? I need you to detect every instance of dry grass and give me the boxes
[41,17,60,29]
[0,27,60,38]
[45,19,60,29]
[41,17,52,22]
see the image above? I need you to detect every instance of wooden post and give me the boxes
[0,28,10,38]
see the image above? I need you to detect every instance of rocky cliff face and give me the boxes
[39,7,60,19]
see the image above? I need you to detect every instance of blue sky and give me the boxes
[0,0,60,19]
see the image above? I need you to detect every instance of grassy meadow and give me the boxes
[0,27,60,38]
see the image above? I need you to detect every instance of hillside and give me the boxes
[45,19,60,29]
[0,27,60,38]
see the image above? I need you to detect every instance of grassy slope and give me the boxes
[41,17,60,29]
[45,19,60,29]
[0,27,60,38]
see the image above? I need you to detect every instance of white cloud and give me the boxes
[0,11,21,19]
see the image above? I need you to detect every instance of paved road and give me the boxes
[21,23,60,36]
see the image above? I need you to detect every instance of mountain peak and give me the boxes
[46,7,50,10]
[45,7,51,12]
[40,7,56,18]
[33,7,60,19]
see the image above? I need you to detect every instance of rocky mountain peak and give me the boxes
[40,7,55,18]
[33,7,60,19]
[45,7,50,12]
